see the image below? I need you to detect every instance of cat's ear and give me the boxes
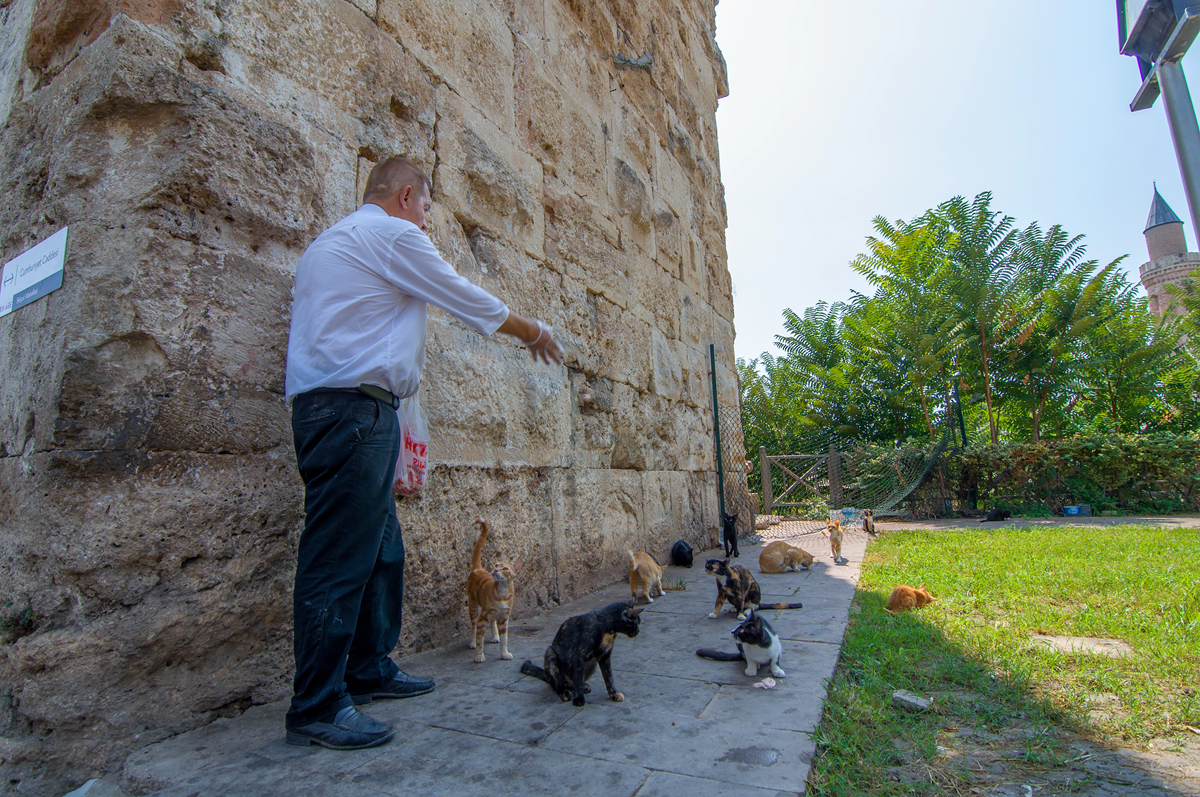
[513,560,524,573]
[625,607,645,618]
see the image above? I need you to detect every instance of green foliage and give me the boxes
[960,433,1200,514]
[0,601,39,645]
[742,192,1200,459]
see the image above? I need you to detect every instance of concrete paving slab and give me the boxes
[539,670,814,791]
[700,684,827,734]
[103,541,864,797]
[344,726,649,797]
[634,771,801,797]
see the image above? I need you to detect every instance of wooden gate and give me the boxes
[759,444,843,514]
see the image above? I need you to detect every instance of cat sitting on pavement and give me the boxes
[696,609,786,678]
[520,601,643,706]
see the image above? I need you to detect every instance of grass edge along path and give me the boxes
[806,524,1200,796]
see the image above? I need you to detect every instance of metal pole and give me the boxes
[759,446,772,515]
[709,344,726,518]
[1157,59,1200,237]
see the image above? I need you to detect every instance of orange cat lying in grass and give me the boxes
[465,519,522,662]
[885,584,936,613]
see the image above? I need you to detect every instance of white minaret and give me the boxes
[1140,185,1199,316]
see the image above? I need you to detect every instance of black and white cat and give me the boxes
[695,609,785,678]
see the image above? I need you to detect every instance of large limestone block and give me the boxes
[422,314,571,469]
[378,0,515,131]
[633,257,682,342]
[0,1,34,128]
[514,43,607,204]
[219,0,437,186]
[543,179,635,311]
[435,86,545,260]
[549,467,646,598]
[0,448,301,774]
[392,466,556,654]
[590,293,652,390]
[649,328,683,402]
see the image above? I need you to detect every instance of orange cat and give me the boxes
[627,550,664,603]
[886,584,936,613]
[758,541,815,573]
[822,519,844,562]
[465,519,522,662]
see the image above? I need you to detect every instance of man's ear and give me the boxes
[398,184,413,208]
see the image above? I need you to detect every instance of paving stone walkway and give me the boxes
[80,536,865,797]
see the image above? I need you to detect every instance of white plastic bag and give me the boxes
[393,394,429,497]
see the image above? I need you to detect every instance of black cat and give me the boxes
[722,511,739,558]
[520,601,643,707]
[980,508,1012,523]
[670,539,694,568]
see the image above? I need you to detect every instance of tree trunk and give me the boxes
[979,331,999,444]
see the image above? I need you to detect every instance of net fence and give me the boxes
[746,421,956,547]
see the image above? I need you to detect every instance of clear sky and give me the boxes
[715,0,1199,363]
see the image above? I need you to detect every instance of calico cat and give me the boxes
[670,539,694,568]
[722,511,740,558]
[885,584,937,613]
[980,508,1011,523]
[465,519,522,663]
[520,601,643,706]
[758,541,815,573]
[704,558,803,620]
[822,518,844,562]
[696,609,786,678]
[627,550,664,604]
[862,509,876,536]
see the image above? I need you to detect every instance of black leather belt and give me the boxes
[357,383,400,409]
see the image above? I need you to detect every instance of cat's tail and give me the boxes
[626,550,637,568]
[696,648,744,661]
[471,518,489,571]
[520,660,550,683]
[758,602,804,610]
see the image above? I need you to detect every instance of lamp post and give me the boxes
[1120,2,1200,234]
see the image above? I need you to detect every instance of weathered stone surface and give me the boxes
[893,689,934,712]
[0,2,737,794]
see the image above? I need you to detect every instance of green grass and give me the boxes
[808,524,1200,796]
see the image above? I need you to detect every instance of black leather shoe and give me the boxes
[349,671,436,704]
[285,706,395,750]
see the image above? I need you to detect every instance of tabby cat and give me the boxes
[885,584,936,613]
[822,518,844,562]
[465,519,522,663]
[758,541,815,573]
[704,558,803,620]
[862,509,876,536]
[627,550,664,604]
[520,601,643,706]
[696,609,785,678]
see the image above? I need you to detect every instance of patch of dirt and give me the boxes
[886,703,1200,796]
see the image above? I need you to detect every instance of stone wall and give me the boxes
[0,0,735,792]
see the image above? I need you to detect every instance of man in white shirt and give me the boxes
[283,157,562,750]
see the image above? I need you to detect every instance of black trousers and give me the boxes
[286,389,404,729]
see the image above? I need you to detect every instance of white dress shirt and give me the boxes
[285,204,509,402]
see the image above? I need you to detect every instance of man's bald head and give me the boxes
[362,156,430,204]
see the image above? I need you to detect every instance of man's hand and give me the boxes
[497,312,564,366]
[526,319,564,365]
